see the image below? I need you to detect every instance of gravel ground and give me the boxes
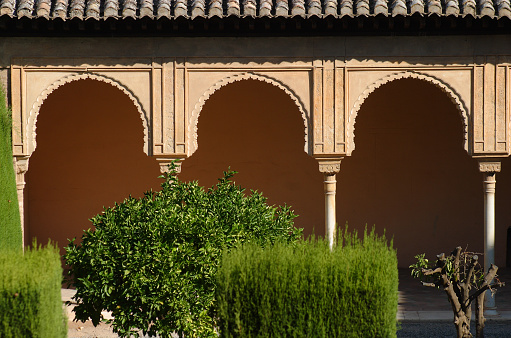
[67,320,511,337]
[398,321,511,338]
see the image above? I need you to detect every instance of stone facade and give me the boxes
[5,34,511,271]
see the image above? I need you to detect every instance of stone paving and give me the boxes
[63,267,511,337]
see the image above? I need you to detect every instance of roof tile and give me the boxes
[0,0,507,21]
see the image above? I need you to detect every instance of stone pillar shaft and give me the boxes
[324,173,336,249]
[483,172,496,275]
[14,156,29,248]
[316,156,343,250]
[478,160,501,313]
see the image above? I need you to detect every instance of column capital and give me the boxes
[315,155,343,175]
[478,160,501,173]
[13,155,30,187]
[154,154,186,174]
[14,155,29,174]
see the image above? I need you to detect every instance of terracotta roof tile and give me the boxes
[2,0,511,20]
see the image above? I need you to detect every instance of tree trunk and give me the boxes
[475,292,485,338]
[454,312,472,338]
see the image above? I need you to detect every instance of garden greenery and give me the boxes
[216,228,399,338]
[65,166,302,337]
[0,85,22,251]
[0,242,66,337]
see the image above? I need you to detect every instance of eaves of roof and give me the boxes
[0,0,511,36]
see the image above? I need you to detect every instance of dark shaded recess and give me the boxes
[25,79,162,256]
[338,78,483,267]
[0,15,511,37]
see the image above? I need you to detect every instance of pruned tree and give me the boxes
[410,247,505,338]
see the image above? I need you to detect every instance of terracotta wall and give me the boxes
[179,79,325,236]
[25,79,162,254]
[496,157,511,268]
[25,77,510,268]
[338,78,484,267]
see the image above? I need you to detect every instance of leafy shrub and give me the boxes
[0,243,66,337]
[0,84,22,251]
[216,228,398,338]
[64,167,302,337]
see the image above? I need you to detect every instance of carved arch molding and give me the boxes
[187,72,311,157]
[346,71,470,156]
[27,73,150,156]
[12,63,479,167]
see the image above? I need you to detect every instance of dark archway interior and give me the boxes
[25,79,162,255]
[338,78,484,267]
[179,79,324,236]
[495,156,511,268]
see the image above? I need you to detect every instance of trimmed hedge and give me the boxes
[0,84,22,251]
[216,228,398,338]
[0,244,67,338]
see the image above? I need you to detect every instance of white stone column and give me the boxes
[14,155,29,248]
[317,157,342,250]
[478,160,501,314]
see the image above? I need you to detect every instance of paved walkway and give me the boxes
[63,267,511,337]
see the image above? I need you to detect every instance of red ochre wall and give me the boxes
[25,79,162,254]
[338,78,485,267]
[496,157,511,268]
[25,77,509,268]
[179,80,325,236]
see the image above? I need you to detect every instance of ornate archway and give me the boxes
[347,71,470,156]
[27,73,150,156]
[24,78,161,251]
[188,72,311,156]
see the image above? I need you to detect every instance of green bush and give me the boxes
[64,167,302,338]
[0,243,66,337]
[216,228,398,338]
[0,85,22,251]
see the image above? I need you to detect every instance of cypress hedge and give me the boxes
[216,228,398,338]
[0,243,67,337]
[0,84,22,251]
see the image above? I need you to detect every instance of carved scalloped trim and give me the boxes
[27,72,150,156]
[347,71,470,156]
[188,72,311,156]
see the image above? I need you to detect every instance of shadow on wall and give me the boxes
[338,78,484,267]
[496,156,511,269]
[179,79,324,237]
[25,79,162,254]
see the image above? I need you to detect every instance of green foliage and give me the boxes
[0,243,66,338]
[65,166,302,338]
[410,249,485,288]
[0,85,22,251]
[216,227,398,338]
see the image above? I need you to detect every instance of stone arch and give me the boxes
[188,72,311,156]
[27,73,150,156]
[347,71,470,156]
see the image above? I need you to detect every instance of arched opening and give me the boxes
[179,79,323,236]
[25,79,162,255]
[339,78,481,267]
